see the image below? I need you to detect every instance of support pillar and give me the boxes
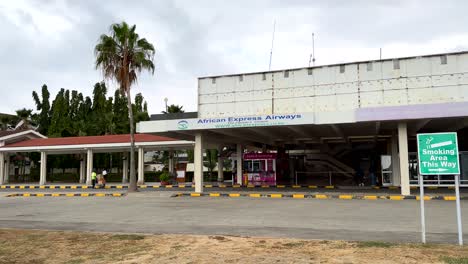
[194,133,204,193]
[391,134,401,186]
[39,151,47,185]
[137,147,145,184]
[398,123,410,196]
[0,152,4,185]
[236,144,243,185]
[217,146,223,182]
[79,154,86,184]
[168,150,174,174]
[4,154,9,184]
[86,149,93,185]
[122,152,129,183]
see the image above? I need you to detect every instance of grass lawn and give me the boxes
[0,229,467,263]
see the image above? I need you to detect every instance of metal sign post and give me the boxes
[455,174,463,245]
[419,173,426,243]
[417,132,462,245]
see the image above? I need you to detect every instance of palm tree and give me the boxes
[162,104,184,114]
[95,22,155,192]
[15,108,33,129]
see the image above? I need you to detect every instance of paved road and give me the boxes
[0,194,466,243]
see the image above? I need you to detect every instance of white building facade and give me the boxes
[139,51,468,195]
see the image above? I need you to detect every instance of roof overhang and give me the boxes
[0,140,194,154]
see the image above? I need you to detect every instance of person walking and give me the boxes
[91,170,97,188]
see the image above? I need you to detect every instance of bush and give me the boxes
[159,171,170,182]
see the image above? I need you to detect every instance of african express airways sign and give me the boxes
[173,114,313,130]
[417,133,460,175]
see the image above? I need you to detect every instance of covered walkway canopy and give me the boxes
[0,134,194,185]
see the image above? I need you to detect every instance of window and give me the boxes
[262,73,266,80]
[284,70,289,78]
[307,68,313,75]
[239,75,244,82]
[339,65,345,73]
[367,62,373,71]
[440,55,447,65]
[393,59,400,70]
[212,78,216,84]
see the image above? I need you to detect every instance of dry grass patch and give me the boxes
[0,229,467,263]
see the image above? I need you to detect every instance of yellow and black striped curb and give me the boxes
[5,193,126,197]
[0,184,336,189]
[0,184,458,189]
[172,193,464,201]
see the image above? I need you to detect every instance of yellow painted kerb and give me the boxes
[249,193,261,198]
[416,196,431,201]
[293,194,305,199]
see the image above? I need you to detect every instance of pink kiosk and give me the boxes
[243,153,277,185]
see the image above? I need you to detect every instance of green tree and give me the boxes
[113,90,129,134]
[204,149,218,180]
[95,21,155,192]
[32,85,51,135]
[15,108,33,127]
[48,89,71,137]
[162,104,184,114]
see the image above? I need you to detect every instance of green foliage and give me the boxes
[30,83,150,138]
[159,171,170,182]
[204,149,218,177]
[32,84,51,135]
[162,104,184,114]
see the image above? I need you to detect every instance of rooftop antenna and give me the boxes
[380,48,382,60]
[308,33,316,67]
[268,20,276,71]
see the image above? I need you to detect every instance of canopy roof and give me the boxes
[0,133,193,153]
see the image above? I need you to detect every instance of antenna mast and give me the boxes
[268,20,276,71]
[309,33,316,67]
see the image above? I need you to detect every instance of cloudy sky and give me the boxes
[1,0,468,115]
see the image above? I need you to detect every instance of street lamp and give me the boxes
[164,97,168,113]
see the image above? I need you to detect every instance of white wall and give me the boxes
[198,53,468,118]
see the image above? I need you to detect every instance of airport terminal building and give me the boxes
[138,51,468,195]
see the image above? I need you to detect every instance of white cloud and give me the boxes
[1,0,468,115]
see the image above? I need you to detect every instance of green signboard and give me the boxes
[417,132,460,175]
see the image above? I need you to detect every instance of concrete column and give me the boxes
[86,149,93,185]
[39,152,47,185]
[194,133,204,193]
[137,147,145,184]
[217,146,223,182]
[391,134,401,186]
[122,152,129,183]
[236,144,243,185]
[4,154,9,184]
[398,123,410,196]
[79,154,86,184]
[168,150,174,174]
[0,152,4,185]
